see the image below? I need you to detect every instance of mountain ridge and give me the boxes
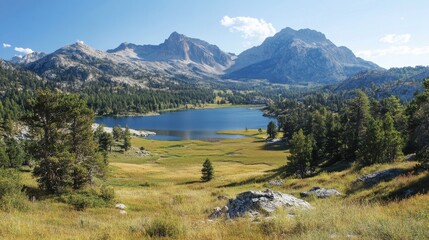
[224,27,381,84]
[7,28,381,86]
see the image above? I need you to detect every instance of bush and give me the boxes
[100,185,115,202]
[0,169,28,211]
[59,192,106,211]
[145,217,184,238]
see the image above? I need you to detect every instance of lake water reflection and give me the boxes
[95,107,274,140]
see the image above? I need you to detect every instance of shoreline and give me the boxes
[92,123,156,137]
[95,104,265,118]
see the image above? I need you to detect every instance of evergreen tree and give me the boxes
[309,109,327,166]
[98,132,113,152]
[26,90,105,193]
[267,121,278,139]
[288,129,313,178]
[201,158,214,182]
[344,90,371,161]
[0,143,10,168]
[323,113,343,165]
[408,78,429,167]
[381,113,403,163]
[123,126,131,151]
[5,138,25,168]
[357,118,383,166]
[112,125,123,141]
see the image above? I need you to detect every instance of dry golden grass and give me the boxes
[1,130,428,239]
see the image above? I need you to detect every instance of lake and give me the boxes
[95,107,275,140]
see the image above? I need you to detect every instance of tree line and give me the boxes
[267,79,429,177]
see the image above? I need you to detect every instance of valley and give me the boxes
[1,132,427,239]
[1,2,429,239]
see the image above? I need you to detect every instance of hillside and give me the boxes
[333,66,429,100]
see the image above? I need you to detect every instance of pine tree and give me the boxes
[99,132,114,152]
[26,90,105,193]
[201,158,214,182]
[310,109,327,166]
[5,138,25,168]
[267,121,278,139]
[381,113,403,163]
[112,125,123,141]
[288,129,313,178]
[357,118,384,166]
[0,142,10,168]
[123,126,131,151]
[344,90,371,162]
[324,113,343,165]
[408,78,429,167]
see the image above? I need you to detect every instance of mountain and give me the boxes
[333,66,429,100]
[10,52,46,65]
[23,41,164,85]
[16,32,235,85]
[9,29,381,87]
[108,32,235,72]
[224,27,381,84]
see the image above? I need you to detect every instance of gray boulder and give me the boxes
[226,189,311,218]
[300,187,341,198]
[353,168,404,186]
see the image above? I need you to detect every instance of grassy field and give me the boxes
[1,130,428,239]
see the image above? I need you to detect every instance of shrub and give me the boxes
[59,192,106,211]
[145,217,184,238]
[0,169,28,211]
[100,185,115,202]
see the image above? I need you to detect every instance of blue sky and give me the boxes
[1,0,428,68]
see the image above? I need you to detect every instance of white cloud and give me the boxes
[357,45,429,58]
[77,40,84,44]
[220,16,276,41]
[14,47,34,55]
[379,34,411,44]
[2,43,11,48]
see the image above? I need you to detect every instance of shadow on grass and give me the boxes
[219,165,290,188]
[179,180,202,185]
[381,172,429,201]
[259,142,287,151]
[322,160,354,173]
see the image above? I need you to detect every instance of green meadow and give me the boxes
[2,130,428,239]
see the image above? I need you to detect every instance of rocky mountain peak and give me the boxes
[225,27,381,84]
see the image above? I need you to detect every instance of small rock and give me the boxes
[300,187,341,198]
[267,179,284,186]
[115,203,126,210]
[208,207,223,219]
[221,205,229,213]
[119,210,127,215]
[217,194,229,200]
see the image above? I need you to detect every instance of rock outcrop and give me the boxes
[353,169,404,186]
[210,189,311,219]
[300,187,341,198]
